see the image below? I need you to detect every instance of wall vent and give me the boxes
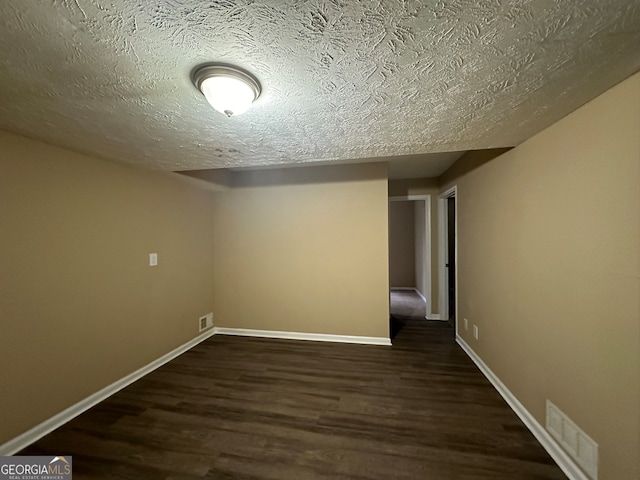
[546,400,598,479]
[199,313,214,332]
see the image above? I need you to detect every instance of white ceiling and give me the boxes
[0,1,638,174]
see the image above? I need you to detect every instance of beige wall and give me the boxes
[454,72,640,480]
[179,168,232,191]
[389,201,416,288]
[388,177,438,197]
[0,131,216,445]
[211,163,390,338]
[438,148,512,191]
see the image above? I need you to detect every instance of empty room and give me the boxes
[1,1,638,480]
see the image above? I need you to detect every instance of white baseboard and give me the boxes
[214,327,391,346]
[0,329,216,456]
[414,289,427,303]
[425,313,442,320]
[456,336,590,480]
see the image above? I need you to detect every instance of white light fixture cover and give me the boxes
[193,65,261,117]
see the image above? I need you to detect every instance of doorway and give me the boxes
[438,186,457,333]
[447,196,456,327]
[388,195,433,319]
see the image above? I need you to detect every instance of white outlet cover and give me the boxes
[473,325,478,339]
[149,253,158,266]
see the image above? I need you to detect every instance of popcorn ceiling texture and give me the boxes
[0,0,638,171]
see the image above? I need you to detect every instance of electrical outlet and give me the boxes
[199,313,214,332]
[149,252,158,266]
[473,325,479,340]
[464,318,468,330]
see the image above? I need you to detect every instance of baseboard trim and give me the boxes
[425,314,442,320]
[0,329,216,456]
[414,289,427,303]
[214,327,391,346]
[456,336,590,480]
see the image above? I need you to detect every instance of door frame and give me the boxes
[437,186,458,331]
[388,195,433,319]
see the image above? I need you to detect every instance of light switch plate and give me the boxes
[149,253,158,266]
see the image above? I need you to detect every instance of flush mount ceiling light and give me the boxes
[193,64,261,118]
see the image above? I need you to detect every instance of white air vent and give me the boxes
[546,400,598,479]
[199,313,213,332]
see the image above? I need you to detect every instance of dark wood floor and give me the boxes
[20,318,567,479]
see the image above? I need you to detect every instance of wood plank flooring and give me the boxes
[20,318,567,479]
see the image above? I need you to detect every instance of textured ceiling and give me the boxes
[0,1,639,173]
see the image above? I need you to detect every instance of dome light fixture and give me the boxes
[192,64,261,118]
